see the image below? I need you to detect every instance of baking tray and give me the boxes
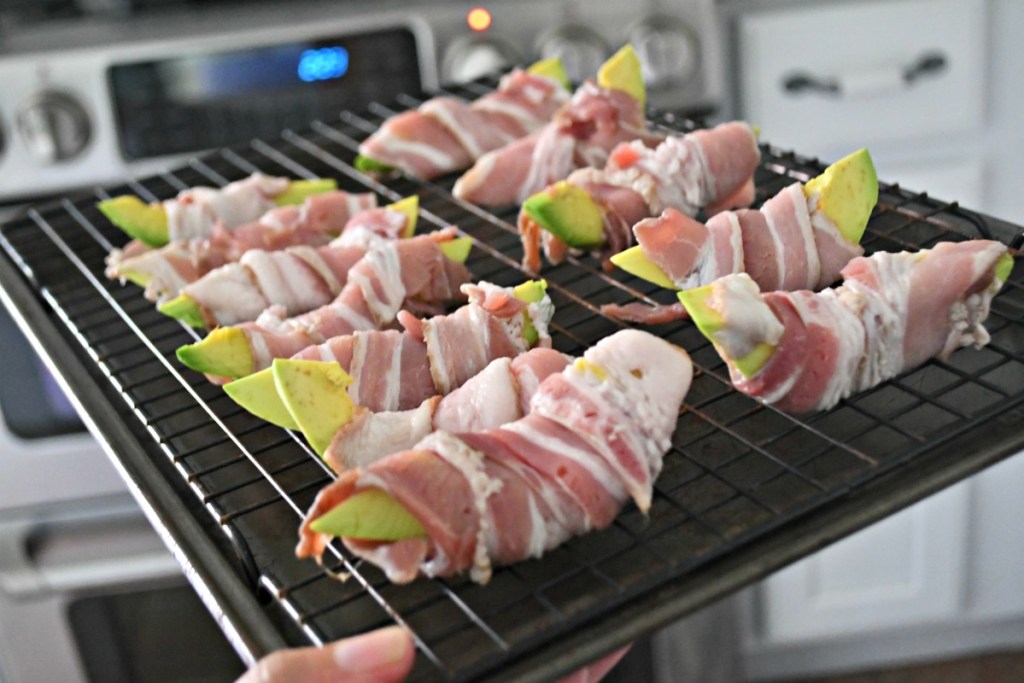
[2,78,1024,681]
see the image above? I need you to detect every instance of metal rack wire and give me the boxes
[2,78,1024,682]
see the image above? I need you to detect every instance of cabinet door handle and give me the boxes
[782,51,947,97]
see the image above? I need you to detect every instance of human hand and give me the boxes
[235,625,415,683]
[236,626,629,683]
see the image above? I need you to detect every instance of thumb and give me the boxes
[237,626,415,683]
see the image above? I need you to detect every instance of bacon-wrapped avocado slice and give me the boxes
[98,178,338,248]
[353,56,571,175]
[612,148,878,289]
[226,279,551,432]
[303,334,624,545]
[174,235,474,380]
[158,196,422,328]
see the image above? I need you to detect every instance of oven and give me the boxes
[0,300,251,682]
[0,0,723,205]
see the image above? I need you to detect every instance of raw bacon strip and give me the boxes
[328,348,571,472]
[297,329,693,584]
[106,191,378,301]
[517,121,760,271]
[632,181,854,293]
[454,81,664,207]
[177,231,471,381]
[686,241,1012,413]
[238,232,470,372]
[169,206,412,326]
[597,301,689,325]
[359,68,568,179]
[286,282,556,412]
[162,173,290,241]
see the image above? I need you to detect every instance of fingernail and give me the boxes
[331,626,410,673]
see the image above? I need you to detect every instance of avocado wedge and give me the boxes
[272,178,338,206]
[513,279,548,346]
[610,246,676,289]
[677,280,777,379]
[804,148,878,245]
[387,195,419,238]
[223,369,299,431]
[175,327,253,379]
[100,178,338,247]
[597,44,646,109]
[522,182,606,249]
[527,56,571,90]
[158,294,206,329]
[97,196,170,248]
[309,489,426,541]
[273,359,356,457]
[438,236,474,264]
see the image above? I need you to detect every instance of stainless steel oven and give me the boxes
[0,0,724,204]
[0,301,250,682]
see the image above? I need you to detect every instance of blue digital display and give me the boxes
[110,27,423,160]
[298,47,350,82]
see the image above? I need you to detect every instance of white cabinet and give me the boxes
[741,456,1024,680]
[730,0,1024,678]
[738,0,986,153]
[736,0,997,219]
[758,484,970,642]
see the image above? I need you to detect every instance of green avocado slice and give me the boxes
[223,368,298,430]
[610,245,677,290]
[512,279,548,346]
[995,252,1014,286]
[98,196,170,248]
[597,44,646,109]
[527,56,571,90]
[522,182,606,249]
[354,155,396,175]
[116,267,152,289]
[804,148,878,245]
[386,196,419,237]
[677,284,776,379]
[438,236,474,264]
[175,328,253,379]
[273,178,338,206]
[158,294,206,328]
[309,489,426,541]
[273,359,356,458]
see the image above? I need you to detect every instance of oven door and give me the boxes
[0,304,243,683]
[0,300,129,510]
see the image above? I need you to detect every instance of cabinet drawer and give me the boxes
[738,0,986,152]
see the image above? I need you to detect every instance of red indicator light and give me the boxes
[467,7,492,32]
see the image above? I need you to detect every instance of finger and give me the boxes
[235,626,415,683]
[557,645,632,683]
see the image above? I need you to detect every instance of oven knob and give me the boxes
[443,36,521,84]
[536,24,609,85]
[16,91,92,164]
[629,16,701,89]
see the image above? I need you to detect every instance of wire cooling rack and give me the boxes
[2,78,1024,681]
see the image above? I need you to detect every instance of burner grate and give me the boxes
[2,78,1024,682]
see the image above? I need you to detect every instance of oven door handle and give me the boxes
[0,519,181,598]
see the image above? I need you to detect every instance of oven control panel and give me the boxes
[0,0,723,202]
